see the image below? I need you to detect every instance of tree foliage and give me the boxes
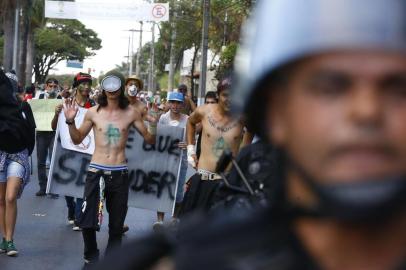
[115,0,254,93]
[33,19,102,83]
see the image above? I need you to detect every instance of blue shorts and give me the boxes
[0,161,25,183]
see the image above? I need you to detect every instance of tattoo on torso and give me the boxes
[207,115,239,133]
[105,124,121,145]
[212,137,228,157]
[207,114,239,157]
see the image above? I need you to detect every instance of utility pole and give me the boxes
[125,27,143,76]
[168,2,177,92]
[135,22,143,78]
[129,30,134,75]
[12,0,20,71]
[148,22,156,92]
[126,35,131,76]
[198,0,210,105]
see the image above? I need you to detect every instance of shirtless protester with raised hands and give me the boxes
[63,70,156,267]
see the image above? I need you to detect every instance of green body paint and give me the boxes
[105,124,121,145]
[212,137,228,157]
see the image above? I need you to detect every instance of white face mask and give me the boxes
[128,85,138,96]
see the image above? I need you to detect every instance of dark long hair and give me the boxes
[97,89,129,112]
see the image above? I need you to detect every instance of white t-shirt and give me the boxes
[158,111,188,128]
[159,111,189,164]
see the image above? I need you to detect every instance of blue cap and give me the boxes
[168,92,184,102]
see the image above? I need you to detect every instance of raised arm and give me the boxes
[187,96,197,113]
[63,98,93,145]
[133,109,156,145]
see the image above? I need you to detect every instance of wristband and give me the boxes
[187,145,196,167]
[187,145,196,156]
[65,119,75,125]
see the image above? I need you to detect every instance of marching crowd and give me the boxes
[1,0,406,269]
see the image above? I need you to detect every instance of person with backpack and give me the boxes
[0,72,36,257]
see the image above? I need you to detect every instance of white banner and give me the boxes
[126,125,184,213]
[48,124,184,214]
[58,107,95,155]
[45,1,169,22]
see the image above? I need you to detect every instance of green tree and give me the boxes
[33,19,101,83]
[0,0,16,70]
[115,0,253,93]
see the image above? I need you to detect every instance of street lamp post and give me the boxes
[198,0,210,105]
[135,22,143,78]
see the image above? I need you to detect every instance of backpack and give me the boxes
[0,70,29,153]
[20,101,36,156]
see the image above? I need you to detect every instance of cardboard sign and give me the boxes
[29,99,62,131]
[47,124,184,214]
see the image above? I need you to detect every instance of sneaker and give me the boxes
[68,219,75,225]
[47,193,59,199]
[6,240,18,256]
[122,225,129,234]
[83,254,99,269]
[152,221,164,232]
[35,190,46,196]
[72,224,82,231]
[0,238,6,253]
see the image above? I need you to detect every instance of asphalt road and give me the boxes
[0,153,158,270]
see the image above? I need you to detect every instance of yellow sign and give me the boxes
[29,99,62,131]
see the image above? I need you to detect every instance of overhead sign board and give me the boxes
[66,60,84,69]
[45,1,169,22]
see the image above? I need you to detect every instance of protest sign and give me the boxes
[126,124,184,213]
[29,99,62,131]
[48,124,184,214]
[58,107,95,155]
[47,133,91,197]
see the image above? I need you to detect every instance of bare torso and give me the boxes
[88,105,137,165]
[198,105,244,172]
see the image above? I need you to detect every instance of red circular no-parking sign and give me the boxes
[152,4,167,19]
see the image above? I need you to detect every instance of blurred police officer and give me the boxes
[95,0,406,269]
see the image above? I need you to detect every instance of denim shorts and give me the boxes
[0,161,25,183]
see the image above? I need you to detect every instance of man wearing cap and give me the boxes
[51,72,95,230]
[63,70,156,266]
[154,91,189,230]
[125,75,156,122]
[93,0,406,269]
[181,76,248,215]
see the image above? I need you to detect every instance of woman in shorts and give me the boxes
[0,149,30,256]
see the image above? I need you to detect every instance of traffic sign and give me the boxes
[45,1,169,22]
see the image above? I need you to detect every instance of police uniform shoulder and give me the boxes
[174,209,298,270]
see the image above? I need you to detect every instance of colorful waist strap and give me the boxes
[88,163,128,171]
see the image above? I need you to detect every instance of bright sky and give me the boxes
[51,0,158,78]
